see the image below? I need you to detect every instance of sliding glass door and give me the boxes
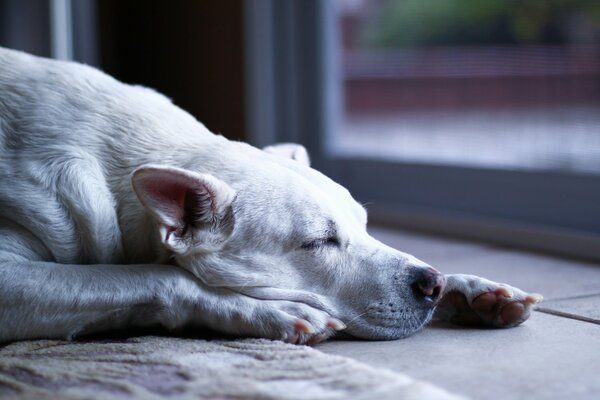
[244,0,600,259]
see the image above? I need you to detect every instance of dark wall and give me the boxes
[97,0,246,141]
[0,0,50,56]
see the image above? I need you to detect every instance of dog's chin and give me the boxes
[342,309,434,340]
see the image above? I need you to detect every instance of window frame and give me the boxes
[244,0,600,260]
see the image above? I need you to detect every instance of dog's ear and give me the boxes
[131,165,235,253]
[263,143,310,167]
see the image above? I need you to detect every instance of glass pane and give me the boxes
[334,0,600,174]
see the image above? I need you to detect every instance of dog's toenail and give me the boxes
[525,293,544,304]
[326,318,346,331]
[495,287,513,298]
[294,319,315,334]
[289,335,299,343]
[307,333,328,345]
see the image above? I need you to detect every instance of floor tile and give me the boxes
[319,312,600,400]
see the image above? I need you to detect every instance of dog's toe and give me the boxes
[270,301,345,345]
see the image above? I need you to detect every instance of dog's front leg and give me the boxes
[433,274,543,328]
[0,260,342,344]
[0,260,198,342]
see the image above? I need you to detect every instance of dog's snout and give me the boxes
[409,267,446,305]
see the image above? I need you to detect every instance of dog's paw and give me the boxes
[257,301,346,345]
[434,274,543,328]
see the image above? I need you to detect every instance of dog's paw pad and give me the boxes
[498,301,524,326]
[437,280,543,329]
[469,287,542,328]
[468,289,525,326]
[471,292,498,313]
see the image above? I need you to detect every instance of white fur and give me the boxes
[0,48,533,344]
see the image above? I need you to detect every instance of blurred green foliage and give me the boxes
[360,0,600,47]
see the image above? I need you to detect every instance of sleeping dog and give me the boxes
[0,47,542,344]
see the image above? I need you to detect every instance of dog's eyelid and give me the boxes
[300,234,340,250]
[324,236,340,246]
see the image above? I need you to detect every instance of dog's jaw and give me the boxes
[354,304,435,339]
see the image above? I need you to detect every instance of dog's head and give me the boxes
[131,142,445,339]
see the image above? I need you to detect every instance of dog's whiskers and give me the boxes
[344,309,369,327]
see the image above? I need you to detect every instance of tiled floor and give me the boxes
[317,226,600,400]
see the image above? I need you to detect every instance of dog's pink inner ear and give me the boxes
[132,167,231,232]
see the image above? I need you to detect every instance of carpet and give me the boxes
[0,336,463,399]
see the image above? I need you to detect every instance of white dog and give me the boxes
[0,47,542,344]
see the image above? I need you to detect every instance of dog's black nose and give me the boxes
[410,266,446,304]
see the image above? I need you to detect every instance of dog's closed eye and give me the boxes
[301,236,340,250]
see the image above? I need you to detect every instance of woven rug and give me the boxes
[0,336,463,399]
